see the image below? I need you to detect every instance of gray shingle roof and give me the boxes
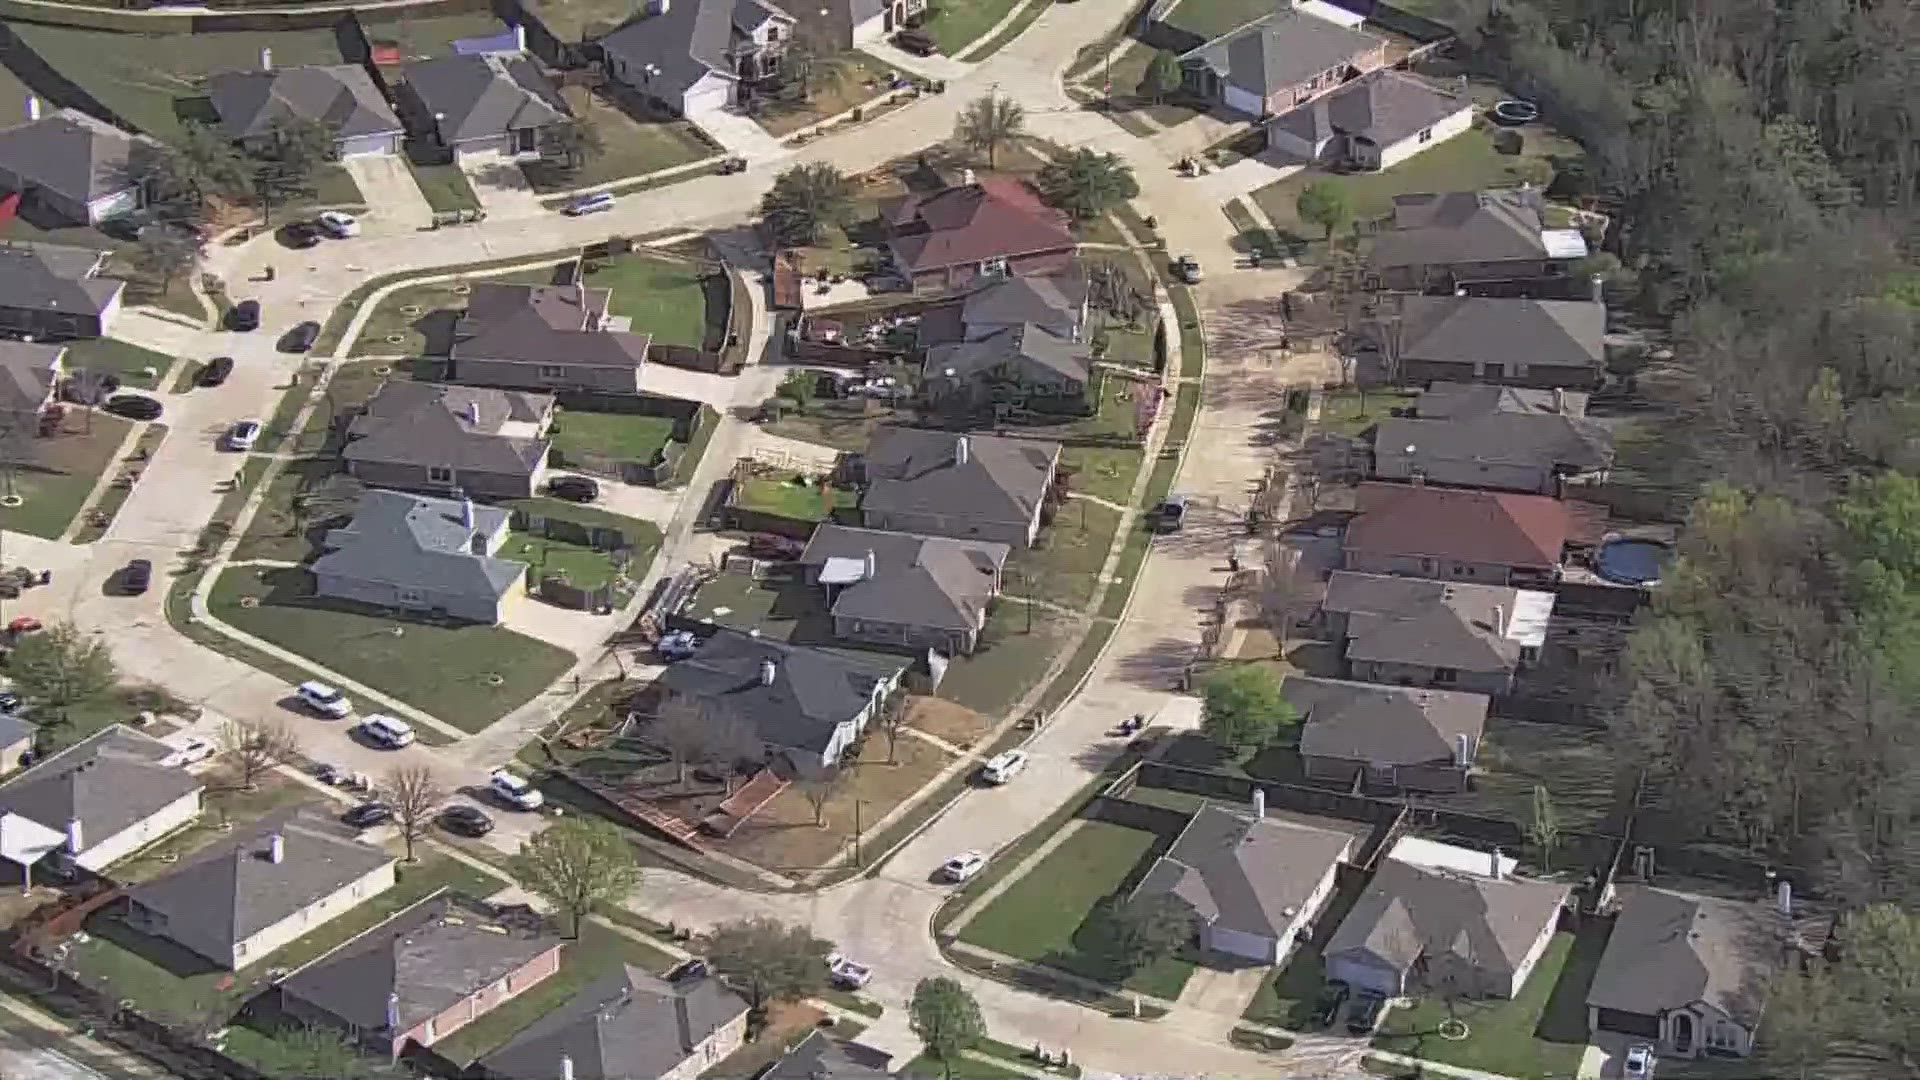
[599,0,793,99]
[0,725,199,857]
[1326,858,1570,983]
[1286,675,1488,768]
[344,380,551,480]
[960,272,1085,339]
[453,283,649,372]
[0,110,154,206]
[860,428,1059,535]
[0,341,63,413]
[1370,189,1557,269]
[279,893,561,1034]
[314,489,526,600]
[656,629,905,761]
[801,523,1008,632]
[1374,413,1613,490]
[0,242,123,319]
[1414,383,1590,420]
[477,965,748,1080]
[403,54,569,145]
[0,713,33,751]
[1132,804,1353,939]
[763,1030,892,1080]
[1180,9,1380,100]
[925,323,1092,388]
[1586,886,1779,1025]
[1270,69,1468,148]
[1387,295,1606,377]
[1321,570,1553,672]
[208,65,403,141]
[128,810,395,964]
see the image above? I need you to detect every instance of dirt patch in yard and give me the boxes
[906,696,992,751]
[722,732,955,872]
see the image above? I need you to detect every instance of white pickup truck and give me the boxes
[827,953,872,989]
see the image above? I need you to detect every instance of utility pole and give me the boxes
[853,799,863,866]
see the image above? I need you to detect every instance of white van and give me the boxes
[981,749,1029,784]
[361,714,415,749]
[296,681,352,718]
[489,769,544,810]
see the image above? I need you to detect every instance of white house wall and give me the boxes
[75,791,202,872]
[1503,916,1560,999]
[1204,924,1278,964]
[851,10,887,42]
[230,860,398,968]
[1376,107,1474,171]
[1223,83,1267,118]
[338,132,403,158]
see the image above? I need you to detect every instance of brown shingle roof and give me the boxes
[1345,482,1571,570]
[882,177,1076,273]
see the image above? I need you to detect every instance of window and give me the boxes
[511,128,537,155]
[1418,127,1434,143]
[1432,667,1459,685]
[538,365,566,379]
[1451,563,1476,577]
[399,588,425,605]
[235,942,248,959]
[1419,558,1437,575]
[427,465,454,484]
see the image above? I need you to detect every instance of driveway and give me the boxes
[339,154,435,231]
[686,105,788,162]
[458,156,548,219]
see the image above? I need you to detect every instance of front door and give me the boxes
[1671,1012,1694,1054]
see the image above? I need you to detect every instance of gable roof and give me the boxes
[0,242,123,319]
[763,1030,892,1080]
[1322,570,1553,671]
[313,489,526,600]
[1374,413,1614,490]
[1389,296,1607,377]
[208,65,403,141]
[656,629,905,760]
[881,177,1077,273]
[0,110,154,206]
[279,894,561,1034]
[801,524,1008,632]
[1370,188,1586,269]
[454,283,649,372]
[344,380,551,480]
[403,54,569,145]
[1326,858,1570,982]
[0,341,63,413]
[1132,804,1353,940]
[1586,886,1780,1026]
[961,272,1085,337]
[861,427,1059,532]
[0,725,200,857]
[925,323,1092,387]
[128,809,395,962]
[1179,8,1381,99]
[1286,675,1488,768]
[1414,382,1589,420]
[599,0,795,99]
[1345,482,1572,570]
[1271,68,1468,148]
[478,964,748,1079]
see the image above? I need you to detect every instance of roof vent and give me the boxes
[760,659,777,687]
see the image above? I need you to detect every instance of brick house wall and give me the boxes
[389,942,564,1055]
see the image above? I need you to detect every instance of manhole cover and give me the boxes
[1438,1019,1470,1041]
[0,494,22,508]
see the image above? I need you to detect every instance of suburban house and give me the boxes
[0,714,31,776]
[918,271,1089,347]
[312,489,528,625]
[1367,188,1590,294]
[475,963,749,1080]
[599,0,796,118]
[878,176,1079,293]
[799,523,1009,655]
[1413,382,1589,420]
[450,282,651,393]
[343,380,554,499]
[1342,482,1593,587]
[0,106,153,226]
[0,341,64,427]
[206,62,405,157]
[1266,69,1472,170]
[801,0,927,46]
[1319,570,1555,693]
[0,725,202,875]
[1586,886,1783,1059]
[1178,7,1386,118]
[1373,412,1615,495]
[124,812,398,970]
[654,629,906,772]
[922,323,1095,414]
[399,53,572,164]
[1325,848,1571,999]
[1131,802,1354,964]
[278,894,564,1058]
[0,242,125,340]
[1284,675,1490,793]
[857,428,1061,548]
[764,1031,893,1080]
[1363,295,1608,389]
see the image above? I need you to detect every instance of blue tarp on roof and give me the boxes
[452,28,522,55]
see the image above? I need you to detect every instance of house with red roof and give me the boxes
[879,174,1078,293]
[1342,481,1598,587]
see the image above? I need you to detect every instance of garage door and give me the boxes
[338,133,398,158]
[1596,1008,1661,1039]
[682,72,733,117]
[1326,955,1398,998]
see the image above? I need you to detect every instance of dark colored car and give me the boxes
[280,321,322,353]
[1151,494,1188,533]
[1312,981,1350,1028]
[894,28,937,55]
[439,804,495,837]
[667,959,710,982]
[548,475,600,503]
[229,299,261,332]
[1345,991,1385,1035]
[105,394,163,421]
[747,533,805,560]
[343,801,394,829]
[199,356,235,387]
[0,691,21,713]
[279,221,322,249]
[121,559,152,595]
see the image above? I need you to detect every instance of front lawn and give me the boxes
[62,338,175,389]
[1008,500,1123,609]
[959,820,1193,999]
[522,87,715,193]
[755,55,907,137]
[582,252,712,349]
[921,0,1026,54]
[550,410,678,463]
[937,604,1070,720]
[5,412,135,540]
[209,565,576,732]
[405,155,483,214]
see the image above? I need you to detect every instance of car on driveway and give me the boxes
[229,300,261,332]
[440,804,495,837]
[199,356,234,386]
[941,850,987,882]
[548,475,600,503]
[317,210,360,238]
[279,221,322,249]
[894,28,937,55]
[105,394,162,421]
[225,420,260,451]
[827,954,872,989]
[1623,1043,1656,1079]
[164,737,215,768]
[489,769,544,810]
[280,321,321,353]
[121,558,152,595]
[563,192,615,216]
[297,680,352,718]
[343,801,394,829]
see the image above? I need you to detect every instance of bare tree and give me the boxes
[221,717,300,790]
[380,766,444,863]
[650,697,720,789]
[797,767,843,828]
[876,692,912,765]
[1258,541,1312,659]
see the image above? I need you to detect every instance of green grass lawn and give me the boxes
[3,412,134,540]
[960,820,1194,999]
[550,410,677,463]
[501,533,627,593]
[1371,930,1598,1080]
[209,565,576,732]
[582,252,711,348]
[1319,388,1416,437]
[406,155,483,214]
[361,11,507,54]
[755,55,908,136]
[938,604,1070,720]
[62,338,174,389]
[522,88,715,192]
[967,0,1052,59]
[1058,387,1150,506]
[922,0,1026,53]
[112,778,313,885]
[731,473,855,521]
[1158,0,1285,41]
[1009,500,1123,609]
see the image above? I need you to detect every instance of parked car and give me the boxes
[1152,494,1188,533]
[0,691,21,714]
[199,356,235,387]
[1311,981,1350,1028]
[225,420,261,451]
[941,850,987,882]
[667,958,710,982]
[440,804,495,837]
[564,192,615,216]
[980,749,1029,784]
[1344,991,1385,1035]
[229,300,261,332]
[165,737,216,768]
[121,558,152,595]
[297,680,352,718]
[280,321,321,353]
[314,762,347,785]
[1173,255,1202,284]
[105,394,163,421]
[827,954,872,989]
[489,769,544,810]
[316,210,360,238]
[548,475,600,503]
[279,221,322,249]
[1623,1043,1656,1079]
[747,533,805,560]
[360,714,415,748]
[343,800,394,829]
[655,629,699,661]
[894,28,937,55]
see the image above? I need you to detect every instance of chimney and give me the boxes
[1251,788,1265,820]
[760,658,777,686]
[651,0,669,14]
[460,492,475,529]
[64,818,82,855]
[575,282,590,326]
[513,22,527,52]
[561,1055,575,1080]
[1492,604,1505,637]
[25,96,39,123]
[863,548,875,580]
[962,168,977,187]
[1489,847,1504,880]
[260,47,273,71]
[1552,387,1566,414]
[1777,880,1793,919]
[385,992,400,1029]
[1454,733,1474,767]
[268,833,285,864]
[465,400,481,425]
[1589,274,1604,304]
[954,435,969,467]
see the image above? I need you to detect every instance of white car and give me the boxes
[296,681,352,718]
[827,953,872,989]
[490,769,544,810]
[941,850,987,882]
[1623,1044,1656,1079]
[563,192,615,216]
[980,749,1029,785]
[226,419,261,451]
[360,714,415,749]
[316,210,360,238]
[165,738,216,768]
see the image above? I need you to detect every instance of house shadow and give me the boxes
[1534,922,1609,1044]
[171,96,222,128]
[86,908,225,981]
[415,309,462,357]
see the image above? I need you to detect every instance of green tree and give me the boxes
[129,225,200,297]
[1037,149,1139,220]
[1760,963,1845,1080]
[760,163,856,247]
[952,93,1026,170]
[704,917,832,1012]
[539,119,606,172]
[9,622,115,738]
[139,122,251,223]
[1524,784,1560,870]
[1139,49,1181,104]
[1295,180,1352,240]
[511,817,642,937]
[252,115,336,218]
[1199,665,1295,759]
[909,976,985,1079]
[1088,893,1195,977]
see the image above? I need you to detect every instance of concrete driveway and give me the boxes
[339,154,434,230]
